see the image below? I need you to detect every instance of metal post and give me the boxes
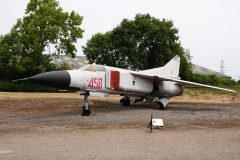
[149,114,153,133]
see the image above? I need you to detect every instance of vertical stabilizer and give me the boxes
[139,55,181,78]
[163,55,180,77]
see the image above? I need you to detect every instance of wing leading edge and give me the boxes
[131,72,235,93]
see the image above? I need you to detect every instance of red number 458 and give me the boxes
[88,78,102,89]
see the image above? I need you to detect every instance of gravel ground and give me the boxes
[0,128,240,160]
[0,93,240,160]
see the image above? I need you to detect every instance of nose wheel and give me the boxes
[81,92,91,116]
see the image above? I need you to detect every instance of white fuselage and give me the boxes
[67,69,183,98]
[68,70,151,95]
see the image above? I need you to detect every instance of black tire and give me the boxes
[81,106,91,116]
[124,99,130,106]
[120,98,124,104]
[120,97,130,106]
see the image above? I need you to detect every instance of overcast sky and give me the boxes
[0,0,239,80]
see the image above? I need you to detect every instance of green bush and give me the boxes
[0,80,58,92]
[56,62,72,70]
[190,74,236,87]
[234,85,240,92]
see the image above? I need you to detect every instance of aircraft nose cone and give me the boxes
[29,71,71,89]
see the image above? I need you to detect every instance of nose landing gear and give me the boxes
[81,92,91,116]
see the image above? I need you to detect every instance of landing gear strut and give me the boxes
[81,92,91,116]
[120,96,130,106]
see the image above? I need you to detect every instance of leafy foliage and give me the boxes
[83,14,192,80]
[190,74,237,86]
[0,80,58,92]
[56,62,72,70]
[0,0,83,80]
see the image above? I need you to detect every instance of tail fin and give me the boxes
[139,55,180,78]
[163,55,180,77]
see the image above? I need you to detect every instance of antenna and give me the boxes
[220,59,225,74]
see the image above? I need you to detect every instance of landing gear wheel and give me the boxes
[81,93,91,116]
[82,106,91,116]
[159,102,168,110]
[120,97,130,106]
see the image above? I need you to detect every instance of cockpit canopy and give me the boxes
[79,64,106,72]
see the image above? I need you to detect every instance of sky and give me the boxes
[0,0,239,80]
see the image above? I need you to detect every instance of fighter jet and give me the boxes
[14,56,235,116]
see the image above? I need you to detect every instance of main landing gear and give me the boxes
[158,102,168,110]
[81,92,91,116]
[120,96,130,106]
[158,98,169,110]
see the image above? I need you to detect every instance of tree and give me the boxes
[83,14,192,80]
[0,0,83,80]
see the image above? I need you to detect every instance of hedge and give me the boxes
[0,80,58,92]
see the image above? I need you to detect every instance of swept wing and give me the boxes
[131,72,235,93]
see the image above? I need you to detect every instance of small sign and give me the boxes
[152,119,164,127]
[149,115,164,132]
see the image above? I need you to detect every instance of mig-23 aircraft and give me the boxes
[14,55,235,116]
